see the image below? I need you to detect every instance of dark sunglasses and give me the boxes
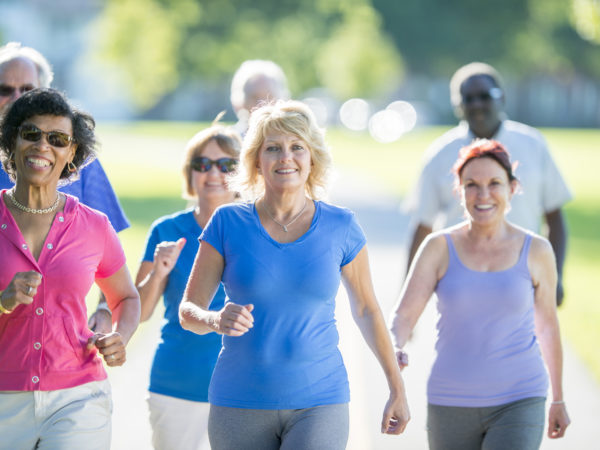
[0,84,35,97]
[462,87,503,105]
[19,124,74,148]
[191,157,238,173]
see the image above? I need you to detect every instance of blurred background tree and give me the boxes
[95,0,403,110]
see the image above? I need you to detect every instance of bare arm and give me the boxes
[406,223,432,276]
[136,237,186,322]
[91,264,141,366]
[341,246,409,434]
[88,292,112,334]
[544,208,567,306]
[530,236,570,438]
[390,234,447,367]
[179,241,254,336]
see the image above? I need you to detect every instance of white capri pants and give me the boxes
[147,392,211,450]
[0,379,112,450]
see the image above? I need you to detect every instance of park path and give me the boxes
[108,167,600,449]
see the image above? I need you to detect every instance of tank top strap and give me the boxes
[517,233,533,269]
[443,233,460,267]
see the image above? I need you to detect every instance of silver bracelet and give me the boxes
[551,400,565,405]
[96,302,112,314]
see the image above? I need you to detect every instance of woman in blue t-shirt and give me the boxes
[135,125,240,450]
[180,100,410,449]
[390,140,570,449]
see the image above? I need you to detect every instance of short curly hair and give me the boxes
[229,100,332,200]
[0,88,97,183]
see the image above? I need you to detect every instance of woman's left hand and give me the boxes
[87,332,127,367]
[548,402,570,439]
[381,391,410,435]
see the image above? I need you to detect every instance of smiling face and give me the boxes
[460,75,503,138]
[257,131,312,195]
[13,114,75,188]
[191,139,237,205]
[460,156,517,225]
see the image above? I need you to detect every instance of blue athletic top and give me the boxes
[429,233,548,407]
[201,201,366,409]
[0,160,129,232]
[142,209,226,402]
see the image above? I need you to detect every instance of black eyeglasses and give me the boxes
[18,124,74,148]
[191,157,238,173]
[462,87,503,105]
[0,84,35,97]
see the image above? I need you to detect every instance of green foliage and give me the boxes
[372,0,600,78]
[94,0,201,109]
[570,0,600,44]
[94,0,402,111]
[316,6,403,98]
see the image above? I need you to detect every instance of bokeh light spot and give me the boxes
[339,98,370,131]
[368,109,404,143]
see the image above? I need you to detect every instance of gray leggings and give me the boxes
[427,397,545,450]
[208,403,349,450]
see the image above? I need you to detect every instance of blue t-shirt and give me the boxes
[0,160,129,232]
[201,201,366,409]
[142,209,226,402]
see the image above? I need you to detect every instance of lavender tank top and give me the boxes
[428,233,548,407]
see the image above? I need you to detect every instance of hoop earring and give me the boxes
[67,161,77,173]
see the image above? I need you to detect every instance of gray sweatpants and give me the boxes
[427,396,545,450]
[208,403,349,450]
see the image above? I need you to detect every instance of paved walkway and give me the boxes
[108,168,600,449]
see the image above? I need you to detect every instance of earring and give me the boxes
[8,152,14,162]
[67,161,77,173]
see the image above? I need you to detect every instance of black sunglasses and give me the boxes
[0,84,35,97]
[462,87,503,105]
[19,124,74,148]
[191,157,238,173]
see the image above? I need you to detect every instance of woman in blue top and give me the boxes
[179,100,410,450]
[135,125,240,450]
[390,140,570,449]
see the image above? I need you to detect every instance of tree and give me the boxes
[93,0,403,111]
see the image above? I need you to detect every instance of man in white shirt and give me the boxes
[407,62,571,304]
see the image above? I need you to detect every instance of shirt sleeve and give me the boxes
[141,221,161,263]
[200,207,225,256]
[410,155,443,228]
[539,139,573,212]
[95,215,127,279]
[341,211,367,266]
[76,160,130,233]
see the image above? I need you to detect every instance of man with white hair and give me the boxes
[406,62,571,305]
[230,59,290,134]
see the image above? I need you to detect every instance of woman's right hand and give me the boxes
[381,389,411,435]
[214,303,254,336]
[0,271,42,312]
[396,349,409,371]
[153,238,186,278]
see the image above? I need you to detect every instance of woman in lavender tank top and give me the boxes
[390,139,570,449]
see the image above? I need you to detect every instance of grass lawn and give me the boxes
[95,122,600,382]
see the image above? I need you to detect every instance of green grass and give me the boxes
[94,122,600,382]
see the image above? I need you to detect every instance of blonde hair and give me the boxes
[230,100,332,200]
[181,125,242,199]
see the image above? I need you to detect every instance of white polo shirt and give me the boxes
[408,120,573,232]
